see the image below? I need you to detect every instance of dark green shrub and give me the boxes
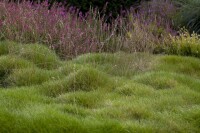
[173,0,200,34]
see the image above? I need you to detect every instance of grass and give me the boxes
[0,41,200,132]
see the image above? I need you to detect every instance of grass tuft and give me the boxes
[134,72,179,89]
[5,68,63,86]
[67,68,114,91]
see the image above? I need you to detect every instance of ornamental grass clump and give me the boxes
[172,0,200,34]
[0,0,124,58]
[168,28,200,58]
[0,0,177,57]
[124,0,176,53]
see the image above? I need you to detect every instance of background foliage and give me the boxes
[172,0,200,34]
[29,0,142,20]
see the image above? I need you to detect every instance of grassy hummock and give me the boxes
[0,41,200,133]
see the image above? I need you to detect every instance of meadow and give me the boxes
[0,0,200,132]
[0,41,200,132]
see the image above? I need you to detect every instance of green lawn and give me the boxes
[0,41,200,133]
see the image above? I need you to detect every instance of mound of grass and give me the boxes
[133,72,179,89]
[58,63,83,76]
[0,55,36,87]
[115,82,155,96]
[0,41,61,69]
[155,55,200,78]
[0,41,11,55]
[14,44,61,69]
[0,41,200,132]
[0,41,19,56]
[182,106,200,132]
[57,91,104,108]
[41,68,114,97]
[0,55,35,72]
[40,78,70,97]
[5,68,63,86]
[74,52,153,77]
[67,68,115,91]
